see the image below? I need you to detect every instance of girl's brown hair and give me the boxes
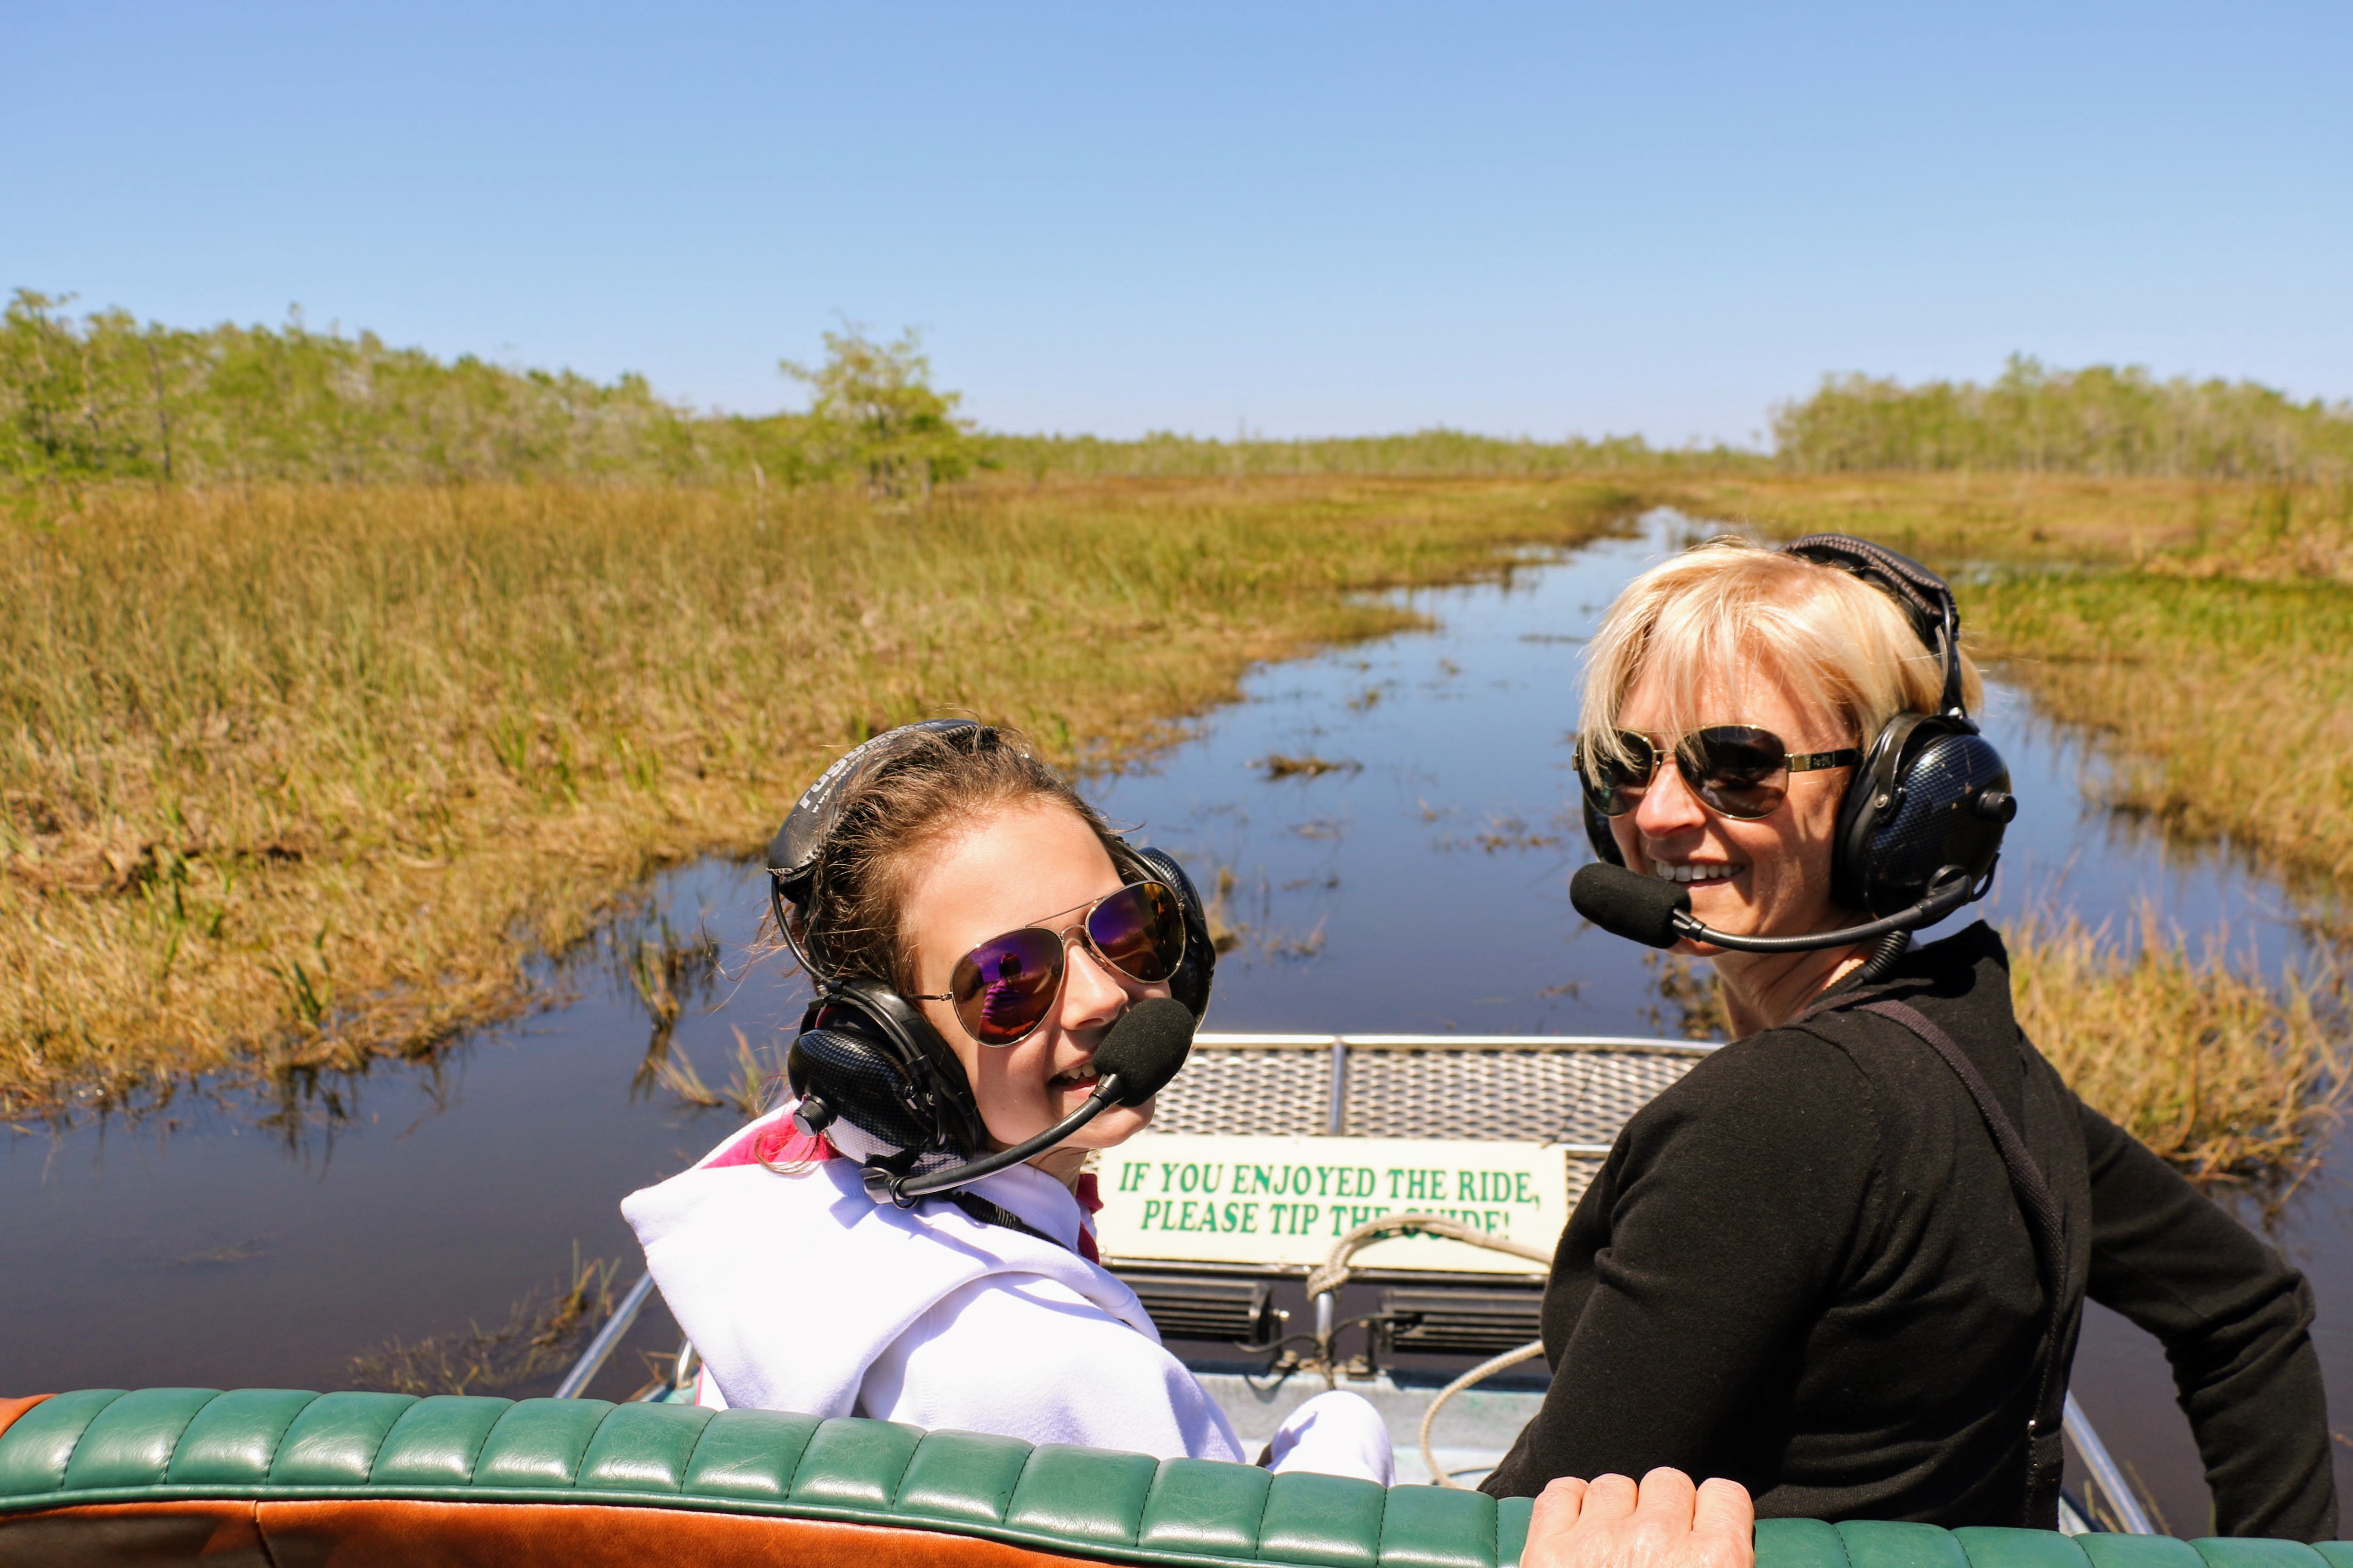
[787,725,1131,993]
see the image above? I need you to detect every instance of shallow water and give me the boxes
[5,510,2343,1531]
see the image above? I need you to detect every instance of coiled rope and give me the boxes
[1306,1213,1551,1490]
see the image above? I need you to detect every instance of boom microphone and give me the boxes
[1571,862,1980,956]
[1568,864,1692,948]
[884,997,1197,1203]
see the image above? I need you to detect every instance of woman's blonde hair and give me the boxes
[1578,536,1982,771]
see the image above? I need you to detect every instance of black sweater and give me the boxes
[1481,923,2335,1538]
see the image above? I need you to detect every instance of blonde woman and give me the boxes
[1482,537,2332,1538]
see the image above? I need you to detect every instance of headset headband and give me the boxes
[769,720,997,904]
[1781,534,1967,719]
[768,719,1003,981]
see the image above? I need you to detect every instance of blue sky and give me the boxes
[7,2,2346,444]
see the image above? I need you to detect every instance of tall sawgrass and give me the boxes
[2011,911,2347,1197]
[1969,570,2353,887]
[0,474,1642,1120]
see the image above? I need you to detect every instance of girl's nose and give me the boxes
[1059,936,1130,1027]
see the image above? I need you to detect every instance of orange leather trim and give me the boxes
[0,1394,55,1447]
[253,1500,1129,1568]
[0,1499,267,1565]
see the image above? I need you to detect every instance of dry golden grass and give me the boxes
[1,475,1642,1120]
[2011,911,2348,1197]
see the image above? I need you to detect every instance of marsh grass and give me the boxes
[1257,753,1360,780]
[2010,910,2349,1198]
[347,1247,620,1397]
[1970,572,2353,886]
[1,475,1640,1119]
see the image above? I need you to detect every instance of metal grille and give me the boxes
[1151,1036,1706,1149]
[1150,1050,1334,1136]
[1344,1050,1693,1143]
[1563,1157,1601,1211]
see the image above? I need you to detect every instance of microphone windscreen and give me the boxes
[1094,996,1196,1106]
[1571,863,1692,949]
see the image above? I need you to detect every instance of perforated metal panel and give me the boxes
[1342,1049,1695,1144]
[1563,1157,1601,1211]
[1151,1037,1705,1149]
[1150,1049,1334,1137]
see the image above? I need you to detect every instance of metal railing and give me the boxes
[553,1271,657,1401]
[2064,1391,2158,1533]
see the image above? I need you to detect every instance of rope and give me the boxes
[1303,1211,1554,1470]
[1419,1339,1547,1489]
[1305,1212,1552,1302]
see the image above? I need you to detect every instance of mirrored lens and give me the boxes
[1086,881,1185,983]
[1581,731,1659,818]
[950,927,1065,1046]
[1680,726,1791,819]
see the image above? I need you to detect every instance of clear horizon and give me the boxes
[8,2,2347,446]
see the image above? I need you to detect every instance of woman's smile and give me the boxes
[1650,859,1745,884]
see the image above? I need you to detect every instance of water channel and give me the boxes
[5,510,2344,1532]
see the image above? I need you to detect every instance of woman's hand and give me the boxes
[1523,1468,1754,1568]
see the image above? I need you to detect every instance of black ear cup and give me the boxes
[1781,534,2016,922]
[786,1023,939,1151]
[787,978,986,1157]
[1583,797,1626,867]
[1832,713,2015,916]
[1126,845,1218,1021]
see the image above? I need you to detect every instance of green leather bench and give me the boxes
[2,1389,2346,1568]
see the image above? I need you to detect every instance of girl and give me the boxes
[624,721,1389,1480]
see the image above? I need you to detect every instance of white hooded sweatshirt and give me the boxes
[621,1105,1391,1481]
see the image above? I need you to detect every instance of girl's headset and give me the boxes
[765,720,1216,1167]
[1581,535,2015,921]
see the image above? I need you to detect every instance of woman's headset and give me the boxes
[766,719,1216,1168]
[1581,535,2015,921]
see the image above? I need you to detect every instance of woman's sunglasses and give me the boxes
[914,881,1187,1047]
[1577,726,1860,822]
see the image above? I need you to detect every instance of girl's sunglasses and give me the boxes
[1578,726,1860,822]
[914,881,1187,1047]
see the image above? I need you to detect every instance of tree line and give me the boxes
[10,291,2347,488]
[0,291,974,494]
[1774,355,2353,483]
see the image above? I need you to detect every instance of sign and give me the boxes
[1093,1134,1569,1274]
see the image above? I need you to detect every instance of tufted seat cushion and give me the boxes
[3,1391,2350,1568]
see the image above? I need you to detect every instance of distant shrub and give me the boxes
[1774,354,2353,482]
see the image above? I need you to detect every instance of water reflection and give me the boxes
[4,509,2344,1531]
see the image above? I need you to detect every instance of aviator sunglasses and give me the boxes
[1578,726,1860,822]
[913,881,1187,1046]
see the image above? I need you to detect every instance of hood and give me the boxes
[621,1104,1154,1417]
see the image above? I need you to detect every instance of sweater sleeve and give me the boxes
[857,1272,1251,1464]
[2077,1100,2338,1540]
[1482,1035,1879,1496]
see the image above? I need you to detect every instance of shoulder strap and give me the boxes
[940,1191,1072,1253]
[1790,989,2071,1527]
